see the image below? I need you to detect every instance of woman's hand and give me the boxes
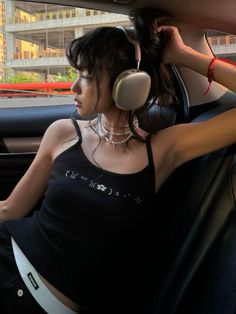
[156,25,236,93]
[155,25,191,65]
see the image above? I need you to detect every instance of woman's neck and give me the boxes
[95,114,139,146]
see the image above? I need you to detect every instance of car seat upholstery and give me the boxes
[138,65,189,133]
[148,92,236,314]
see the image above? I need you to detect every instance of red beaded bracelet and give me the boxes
[204,57,218,95]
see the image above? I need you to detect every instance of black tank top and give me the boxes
[5,118,156,305]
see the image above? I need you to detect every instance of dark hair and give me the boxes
[129,7,177,107]
[66,26,147,142]
[128,7,181,131]
[66,10,178,132]
[66,27,137,90]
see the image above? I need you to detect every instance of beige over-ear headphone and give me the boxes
[112,26,151,111]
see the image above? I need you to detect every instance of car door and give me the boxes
[0,100,75,200]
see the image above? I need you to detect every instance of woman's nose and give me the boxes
[71,79,81,94]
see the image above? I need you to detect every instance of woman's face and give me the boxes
[71,69,114,116]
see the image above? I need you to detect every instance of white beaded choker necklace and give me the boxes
[95,117,139,145]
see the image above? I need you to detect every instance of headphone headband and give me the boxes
[113,26,151,111]
[116,26,141,70]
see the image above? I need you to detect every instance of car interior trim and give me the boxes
[0,137,41,154]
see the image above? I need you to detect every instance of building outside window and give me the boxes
[1,0,129,82]
[0,1,235,83]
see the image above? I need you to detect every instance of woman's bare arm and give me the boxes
[0,119,72,222]
[156,107,236,172]
[157,25,236,93]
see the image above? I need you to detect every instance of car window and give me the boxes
[0,0,130,108]
[207,30,236,62]
[1,1,235,110]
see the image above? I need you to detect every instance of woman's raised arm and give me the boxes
[151,105,236,188]
[157,25,236,94]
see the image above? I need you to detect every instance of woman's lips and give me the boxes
[74,98,81,108]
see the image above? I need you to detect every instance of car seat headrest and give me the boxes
[137,65,190,133]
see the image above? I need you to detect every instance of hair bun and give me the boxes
[129,7,177,110]
[130,7,173,61]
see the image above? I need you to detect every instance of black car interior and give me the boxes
[0,104,75,199]
[148,91,236,313]
[1,2,236,310]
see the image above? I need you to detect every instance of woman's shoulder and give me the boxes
[46,118,88,138]
[45,118,74,140]
[45,118,91,159]
[41,119,78,153]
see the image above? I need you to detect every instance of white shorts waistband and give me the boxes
[11,237,77,314]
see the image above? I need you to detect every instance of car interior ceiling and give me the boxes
[24,0,236,34]
[2,1,236,313]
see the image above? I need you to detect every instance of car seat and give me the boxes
[147,90,236,314]
[137,64,189,133]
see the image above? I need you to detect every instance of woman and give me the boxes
[1,8,236,314]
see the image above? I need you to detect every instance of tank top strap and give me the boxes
[71,118,82,144]
[145,134,155,170]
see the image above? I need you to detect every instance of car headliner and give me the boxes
[20,0,236,34]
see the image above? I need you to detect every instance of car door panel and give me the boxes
[0,104,75,199]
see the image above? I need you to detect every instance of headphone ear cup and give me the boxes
[112,69,151,111]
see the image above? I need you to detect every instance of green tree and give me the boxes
[1,70,42,83]
[1,68,76,84]
[53,67,77,82]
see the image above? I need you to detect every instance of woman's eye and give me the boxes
[80,75,92,81]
